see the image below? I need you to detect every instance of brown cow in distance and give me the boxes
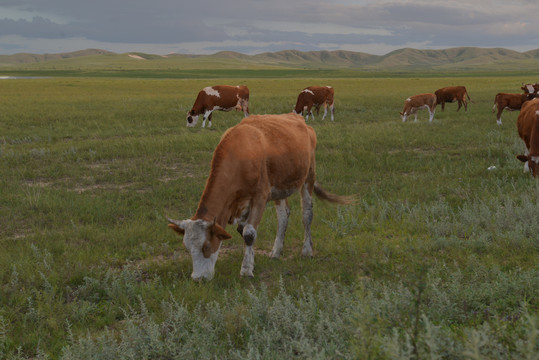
[293,86,335,121]
[186,85,249,128]
[167,113,353,280]
[516,98,539,177]
[492,92,536,125]
[400,93,437,122]
[435,86,471,111]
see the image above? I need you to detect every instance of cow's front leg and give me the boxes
[240,224,256,277]
[240,198,265,277]
[202,110,212,128]
[270,199,290,258]
[300,185,314,257]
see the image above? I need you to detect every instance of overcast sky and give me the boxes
[1,0,538,56]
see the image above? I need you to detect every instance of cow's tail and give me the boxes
[466,91,474,103]
[313,182,355,205]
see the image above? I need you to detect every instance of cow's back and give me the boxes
[215,113,316,189]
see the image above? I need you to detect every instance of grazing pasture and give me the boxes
[0,74,537,359]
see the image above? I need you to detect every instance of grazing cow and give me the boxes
[400,93,437,122]
[293,86,335,121]
[186,85,249,128]
[434,86,471,111]
[167,113,352,280]
[492,92,535,125]
[516,98,539,177]
[521,83,539,95]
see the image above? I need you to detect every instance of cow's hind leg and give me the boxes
[321,103,328,120]
[300,185,314,257]
[428,106,435,122]
[330,103,335,121]
[496,107,503,126]
[270,199,290,259]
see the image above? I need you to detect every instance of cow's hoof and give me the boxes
[240,269,254,277]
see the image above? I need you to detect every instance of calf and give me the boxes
[492,92,535,125]
[400,93,437,122]
[434,86,471,111]
[293,86,335,121]
[167,113,352,280]
[186,85,249,128]
[516,98,539,177]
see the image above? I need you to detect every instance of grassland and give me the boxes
[0,72,538,359]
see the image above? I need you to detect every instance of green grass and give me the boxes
[0,74,537,359]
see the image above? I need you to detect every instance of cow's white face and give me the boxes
[186,111,199,127]
[517,155,539,177]
[167,218,232,281]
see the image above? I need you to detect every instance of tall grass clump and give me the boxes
[57,276,537,360]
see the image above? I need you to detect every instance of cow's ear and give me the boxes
[168,223,185,235]
[210,222,232,241]
[517,155,529,163]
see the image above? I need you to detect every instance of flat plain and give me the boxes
[0,68,538,358]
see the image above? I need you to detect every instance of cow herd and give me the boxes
[173,81,539,280]
[400,85,471,123]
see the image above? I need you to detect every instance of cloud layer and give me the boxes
[1,0,538,55]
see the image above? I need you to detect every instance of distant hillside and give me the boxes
[0,49,114,64]
[1,47,538,71]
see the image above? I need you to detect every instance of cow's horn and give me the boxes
[166,217,185,229]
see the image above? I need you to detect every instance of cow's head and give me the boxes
[399,111,408,122]
[517,155,539,177]
[167,218,232,280]
[186,110,199,127]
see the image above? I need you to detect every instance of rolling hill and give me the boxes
[1,47,538,72]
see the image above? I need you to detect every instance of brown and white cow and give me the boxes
[516,98,539,177]
[167,113,352,280]
[434,86,471,111]
[186,85,249,128]
[293,86,335,121]
[492,92,536,125]
[521,83,539,95]
[400,93,437,122]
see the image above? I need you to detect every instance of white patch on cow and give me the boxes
[302,89,315,95]
[532,156,539,164]
[204,86,221,98]
[406,98,411,102]
[180,219,220,281]
[526,84,534,94]
[326,86,332,89]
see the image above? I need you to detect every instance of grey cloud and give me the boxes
[1,0,538,55]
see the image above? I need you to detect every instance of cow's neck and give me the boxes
[531,116,539,156]
[192,163,235,227]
